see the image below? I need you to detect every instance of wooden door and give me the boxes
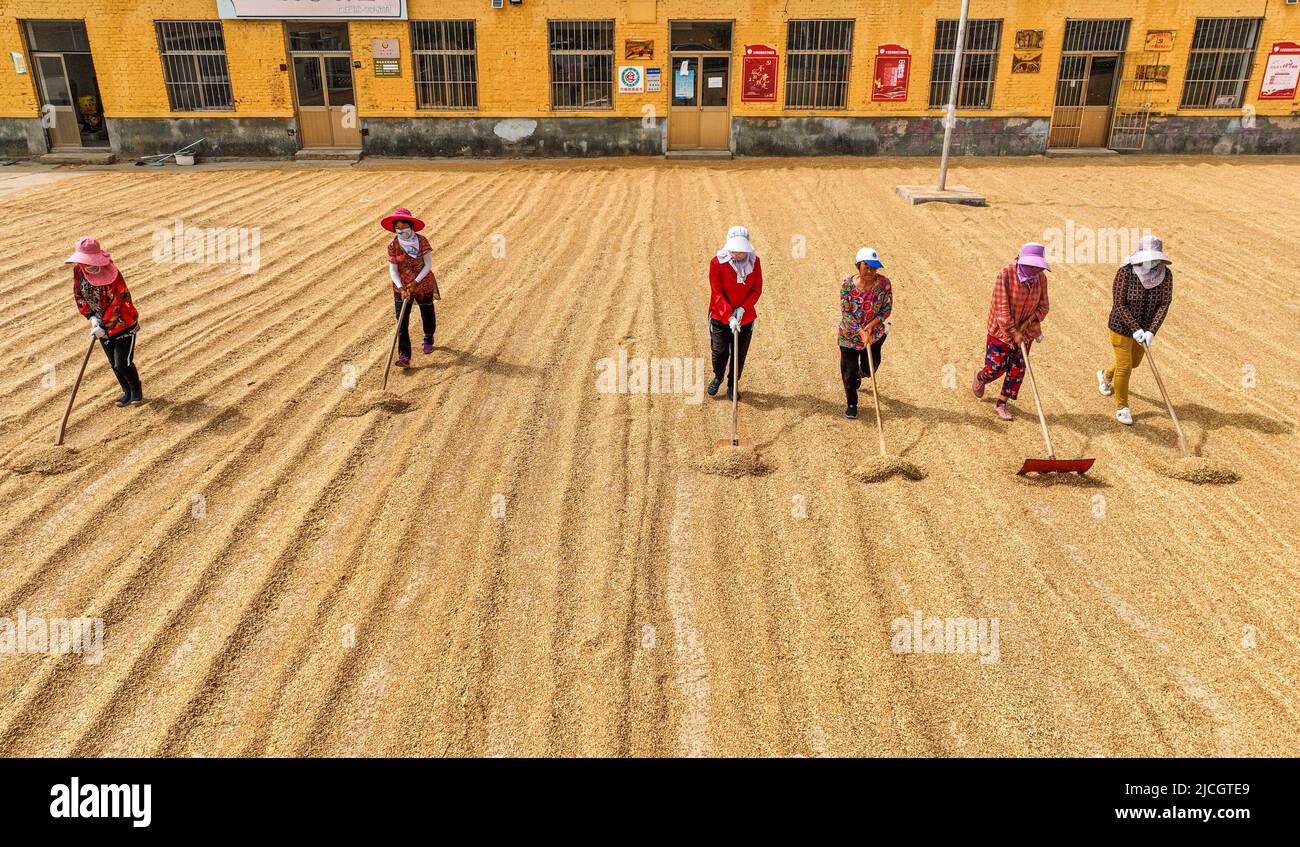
[293,54,361,148]
[33,54,81,149]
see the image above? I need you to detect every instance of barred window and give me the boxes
[548,20,614,110]
[412,20,478,110]
[156,21,233,112]
[1180,17,1262,109]
[784,20,855,109]
[928,19,1003,109]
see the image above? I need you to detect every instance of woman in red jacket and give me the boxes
[67,236,143,406]
[707,226,763,400]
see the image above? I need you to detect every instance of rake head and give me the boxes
[1017,457,1095,475]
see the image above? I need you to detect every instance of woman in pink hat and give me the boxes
[972,242,1050,420]
[382,207,439,367]
[67,236,144,406]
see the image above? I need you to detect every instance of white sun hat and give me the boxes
[727,225,750,239]
[854,247,884,268]
[1125,235,1172,266]
[724,233,755,254]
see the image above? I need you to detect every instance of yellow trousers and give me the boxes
[1104,330,1145,408]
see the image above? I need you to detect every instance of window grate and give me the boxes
[156,21,233,112]
[548,19,614,110]
[928,19,1003,109]
[1061,19,1131,54]
[784,19,855,109]
[412,20,478,110]
[1180,17,1262,109]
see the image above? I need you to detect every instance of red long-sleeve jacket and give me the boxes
[708,256,762,325]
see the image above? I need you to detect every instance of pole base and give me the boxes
[895,184,987,206]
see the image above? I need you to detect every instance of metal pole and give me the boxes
[937,0,971,191]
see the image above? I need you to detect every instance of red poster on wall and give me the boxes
[1259,42,1300,100]
[872,44,911,102]
[742,44,778,102]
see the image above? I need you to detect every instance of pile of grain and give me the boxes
[335,390,413,418]
[1158,456,1240,485]
[852,455,925,482]
[693,446,774,478]
[5,445,81,476]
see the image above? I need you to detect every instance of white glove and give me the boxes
[728,315,740,332]
[90,317,107,339]
[1141,330,1154,346]
[1132,329,1144,343]
[733,306,745,323]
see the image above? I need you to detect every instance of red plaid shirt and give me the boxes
[986,264,1048,345]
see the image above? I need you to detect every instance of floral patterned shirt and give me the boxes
[387,234,437,297]
[73,269,138,336]
[838,274,892,349]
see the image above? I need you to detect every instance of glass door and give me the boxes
[668,21,733,151]
[33,54,81,149]
[26,20,109,149]
[288,23,358,149]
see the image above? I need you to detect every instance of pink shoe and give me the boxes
[422,341,434,355]
[395,355,411,368]
[972,370,985,399]
[995,401,1014,421]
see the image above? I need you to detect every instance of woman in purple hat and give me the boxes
[382,207,440,368]
[972,243,1050,420]
[68,236,144,406]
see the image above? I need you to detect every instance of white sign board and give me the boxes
[11,52,26,75]
[618,65,645,94]
[217,0,407,19]
[646,67,661,92]
[372,38,400,59]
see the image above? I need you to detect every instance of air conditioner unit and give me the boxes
[491,0,504,8]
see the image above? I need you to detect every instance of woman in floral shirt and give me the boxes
[382,207,440,367]
[838,247,892,419]
[68,236,144,407]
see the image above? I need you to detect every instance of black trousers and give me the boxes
[100,329,142,398]
[393,292,436,357]
[839,335,886,406]
[709,317,754,389]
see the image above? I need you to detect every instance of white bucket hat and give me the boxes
[854,247,884,268]
[727,225,749,240]
[1126,235,1172,266]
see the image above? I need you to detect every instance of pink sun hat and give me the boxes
[65,236,120,286]
[381,207,426,232]
[1016,242,1051,271]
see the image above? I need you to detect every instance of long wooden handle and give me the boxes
[55,337,97,446]
[1019,341,1055,459]
[382,296,414,391]
[865,344,887,457]
[1142,342,1189,458]
[730,326,739,444]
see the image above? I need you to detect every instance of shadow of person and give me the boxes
[1128,392,1294,436]
[431,346,544,379]
[738,389,1003,433]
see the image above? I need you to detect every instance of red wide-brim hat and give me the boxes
[381,207,425,232]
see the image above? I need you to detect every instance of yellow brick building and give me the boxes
[1,1,1297,159]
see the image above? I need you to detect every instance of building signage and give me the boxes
[741,44,778,102]
[1144,30,1175,52]
[374,58,400,77]
[646,67,662,93]
[625,39,654,60]
[1012,53,1042,74]
[1015,30,1044,50]
[1259,42,1300,100]
[618,65,645,94]
[372,38,400,59]
[217,0,407,20]
[872,44,910,101]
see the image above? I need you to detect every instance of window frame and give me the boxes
[1178,17,1262,110]
[411,19,479,111]
[927,18,1004,110]
[547,19,615,111]
[783,19,856,110]
[155,20,234,113]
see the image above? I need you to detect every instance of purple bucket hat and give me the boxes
[1016,242,1051,271]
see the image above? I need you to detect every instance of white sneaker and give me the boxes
[1097,369,1113,396]
[1115,407,1133,426]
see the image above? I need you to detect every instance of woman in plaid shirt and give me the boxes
[838,247,892,419]
[972,243,1050,421]
[1097,235,1173,426]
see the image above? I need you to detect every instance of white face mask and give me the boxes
[1139,260,1159,273]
